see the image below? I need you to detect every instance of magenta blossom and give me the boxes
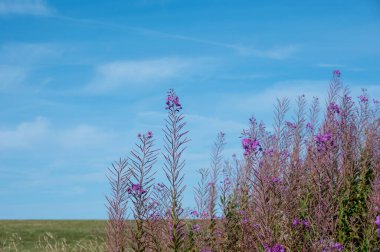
[242,137,261,156]
[265,243,285,252]
[315,132,334,152]
[165,89,182,111]
[190,210,199,217]
[327,102,340,114]
[331,242,344,251]
[129,183,146,195]
[333,69,341,77]
[358,95,368,103]
[375,215,380,226]
[292,218,300,227]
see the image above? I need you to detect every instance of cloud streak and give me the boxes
[0,0,53,16]
[86,57,212,93]
[50,15,299,60]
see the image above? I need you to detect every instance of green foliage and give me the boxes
[337,150,375,250]
[222,194,242,252]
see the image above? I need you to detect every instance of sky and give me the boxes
[0,0,380,219]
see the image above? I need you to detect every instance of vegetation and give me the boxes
[106,70,380,251]
[0,220,106,251]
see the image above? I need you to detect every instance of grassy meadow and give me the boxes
[0,220,106,251]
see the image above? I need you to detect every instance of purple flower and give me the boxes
[358,95,368,103]
[165,89,182,111]
[147,131,153,138]
[242,218,249,224]
[265,243,285,252]
[327,102,340,114]
[302,220,309,229]
[137,133,142,138]
[331,242,344,251]
[333,69,341,77]
[193,224,201,232]
[130,183,146,195]
[242,137,261,156]
[190,210,199,217]
[292,218,300,227]
[375,215,380,226]
[271,177,282,184]
[315,132,334,152]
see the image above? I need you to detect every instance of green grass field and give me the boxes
[0,220,106,251]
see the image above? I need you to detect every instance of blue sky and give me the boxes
[0,0,379,219]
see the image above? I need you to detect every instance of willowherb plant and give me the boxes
[105,158,129,252]
[128,131,158,252]
[206,132,226,251]
[162,89,190,251]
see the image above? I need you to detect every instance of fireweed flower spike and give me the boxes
[358,95,369,103]
[128,130,158,252]
[333,69,341,77]
[242,137,261,156]
[162,89,189,251]
[327,102,340,114]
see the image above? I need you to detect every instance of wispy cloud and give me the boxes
[316,63,345,68]
[137,28,300,59]
[0,117,113,151]
[50,15,299,60]
[0,0,53,16]
[86,57,212,93]
[0,117,49,150]
[0,65,27,90]
[0,42,61,65]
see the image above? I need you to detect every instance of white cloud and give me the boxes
[233,44,299,59]
[87,57,211,93]
[0,0,53,16]
[0,65,27,90]
[0,117,113,151]
[0,117,49,150]
[59,125,112,149]
[0,42,60,65]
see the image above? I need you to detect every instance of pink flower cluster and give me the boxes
[127,183,146,195]
[165,89,182,111]
[264,243,285,252]
[375,215,380,238]
[292,218,309,229]
[333,69,341,77]
[138,131,153,139]
[242,137,261,156]
[314,132,334,152]
[358,95,368,103]
[327,102,340,114]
